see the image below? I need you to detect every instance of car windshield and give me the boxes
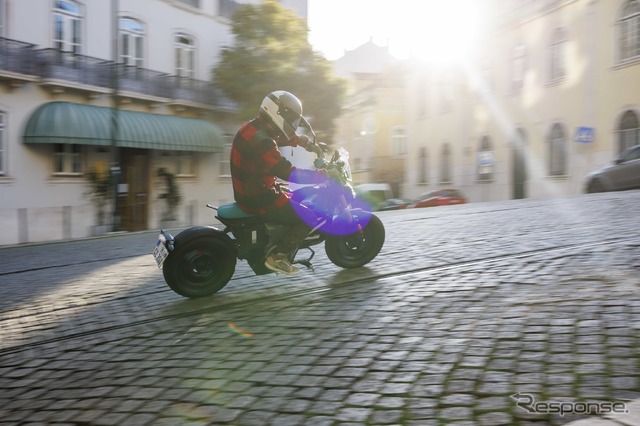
[441,190,461,197]
[621,146,640,162]
[418,191,437,200]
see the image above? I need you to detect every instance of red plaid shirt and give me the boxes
[230,117,311,215]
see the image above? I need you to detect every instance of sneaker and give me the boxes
[264,253,299,275]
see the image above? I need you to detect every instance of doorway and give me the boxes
[117,148,149,231]
[511,128,528,199]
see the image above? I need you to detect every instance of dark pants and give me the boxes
[262,200,318,255]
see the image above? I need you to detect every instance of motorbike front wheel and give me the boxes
[163,235,236,298]
[325,214,385,269]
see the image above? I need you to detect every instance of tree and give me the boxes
[213,0,346,142]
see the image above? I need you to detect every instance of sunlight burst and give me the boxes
[398,0,487,63]
[310,0,488,62]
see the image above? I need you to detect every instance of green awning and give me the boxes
[23,101,224,152]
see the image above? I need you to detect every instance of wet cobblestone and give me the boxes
[1,191,640,425]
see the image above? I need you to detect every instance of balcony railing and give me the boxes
[0,37,237,112]
[0,37,37,76]
[36,49,112,88]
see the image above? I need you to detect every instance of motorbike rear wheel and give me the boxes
[325,214,385,269]
[163,235,236,298]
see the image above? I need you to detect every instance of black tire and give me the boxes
[325,214,385,269]
[163,235,236,298]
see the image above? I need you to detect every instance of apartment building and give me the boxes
[403,0,640,203]
[332,39,406,197]
[0,0,307,245]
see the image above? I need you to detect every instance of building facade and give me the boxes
[332,40,407,197]
[403,0,640,203]
[0,0,306,245]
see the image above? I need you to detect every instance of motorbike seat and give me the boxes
[217,203,257,220]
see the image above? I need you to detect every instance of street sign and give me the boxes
[575,127,595,143]
[478,151,494,166]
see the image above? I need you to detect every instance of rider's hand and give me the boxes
[297,134,311,148]
[307,143,323,156]
[326,167,342,182]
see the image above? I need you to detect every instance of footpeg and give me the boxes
[293,247,316,271]
[296,259,314,271]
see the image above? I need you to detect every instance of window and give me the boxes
[220,141,232,177]
[176,152,196,177]
[618,0,640,63]
[417,76,428,118]
[549,28,567,82]
[618,110,640,154]
[474,59,493,103]
[177,0,200,8]
[219,0,239,19]
[175,33,195,78]
[511,44,526,93]
[440,70,454,112]
[440,142,452,183]
[391,127,407,156]
[53,0,83,54]
[478,137,494,181]
[120,18,144,67]
[620,145,640,161]
[548,123,567,176]
[53,144,82,175]
[0,0,6,37]
[0,112,4,175]
[417,146,428,184]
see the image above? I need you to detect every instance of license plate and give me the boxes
[153,235,169,268]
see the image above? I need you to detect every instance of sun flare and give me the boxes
[309,0,488,63]
[395,0,487,63]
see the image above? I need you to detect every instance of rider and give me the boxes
[230,90,326,275]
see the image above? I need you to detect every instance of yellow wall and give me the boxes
[404,0,640,202]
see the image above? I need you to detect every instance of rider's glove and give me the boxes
[307,143,323,156]
[296,134,310,148]
[326,167,342,182]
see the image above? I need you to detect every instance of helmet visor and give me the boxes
[266,92,301,140]
[279,106,301,138]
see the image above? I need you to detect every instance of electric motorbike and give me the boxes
[152,123,385,298]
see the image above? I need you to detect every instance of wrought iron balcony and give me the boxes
[35,48,113,91]
[0,37,237,112]
[0,37,38,79]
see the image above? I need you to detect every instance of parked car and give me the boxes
[408,189,467,208]
[354,183,393,211]
[585,144,640,193]
[377,198,410,211]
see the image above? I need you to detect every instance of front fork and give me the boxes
[338,194,363,233]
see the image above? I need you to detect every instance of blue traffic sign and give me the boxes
[575,127,595,143]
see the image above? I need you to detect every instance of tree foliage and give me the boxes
[213,0,346,142]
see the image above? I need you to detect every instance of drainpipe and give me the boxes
[110,0,121,231]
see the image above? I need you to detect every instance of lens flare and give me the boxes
[227,322,254,338]
[291,185,373,236]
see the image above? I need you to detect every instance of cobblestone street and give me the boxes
[0,191,639,425]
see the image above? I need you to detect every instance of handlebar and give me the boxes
[298,116,350,183]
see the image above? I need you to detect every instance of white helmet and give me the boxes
[259,90,302,140]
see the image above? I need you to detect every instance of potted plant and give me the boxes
[157,167,182,226]
[85,166,113,235]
